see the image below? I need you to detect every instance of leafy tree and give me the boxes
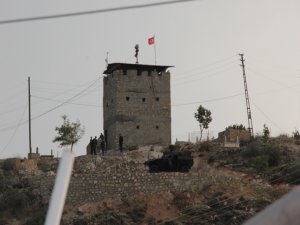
[194,105,212,141]
[53,115,84,151]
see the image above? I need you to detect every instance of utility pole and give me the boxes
[239,53,254,139]
[28,77,32,156]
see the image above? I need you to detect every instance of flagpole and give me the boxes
[154,35,157,65]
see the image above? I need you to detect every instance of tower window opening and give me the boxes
[156,125,159,129]
[126,96,130,101]
[136,125,140,129]
[142,98,146,102]
[156,97,160,102]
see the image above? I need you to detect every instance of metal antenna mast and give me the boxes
[28,76,32,156]
[239,53,254,139]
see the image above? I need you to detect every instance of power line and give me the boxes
[172,54,237,79]
[0,89,27,105]
[0,90,240,133]
[0,0,202,25]
[0,102,28,155]
[171,93,243,107]
[251,100,284,133]
[0,78,101,133]
[31,78,101,121]
[246,66,291,88]
[32,95,102,108]
[172,64,237,87]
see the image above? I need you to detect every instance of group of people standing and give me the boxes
[89,133,106,155]
[89,133,124,155]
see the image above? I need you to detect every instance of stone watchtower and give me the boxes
[103,63,173,150]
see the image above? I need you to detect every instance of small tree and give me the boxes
[53,115,84,151]
[194,105,212,141]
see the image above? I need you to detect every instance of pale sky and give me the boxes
[1,0,300,159]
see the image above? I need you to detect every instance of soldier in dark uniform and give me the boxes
[91,136,97,155]
[89,137,93,155]
[100,133,105,155]
[119,134,123,152]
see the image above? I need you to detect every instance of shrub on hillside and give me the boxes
[24,206,47,225]
[242,141,262,159]
[72,218,88,225]
[0,218,9,225]
[284,162,300,185]
[265,144,281,167]
[127,204,147,223]
[173,192,190,210]
[0,172,5,192]
[0,188,29,216]
[128,145,138,151]
[37,161,51,172]
[242,141,282,171]
[93,211,127,225]
[2,158,16,172]
[198,141,212,152]
[251,155,269,172]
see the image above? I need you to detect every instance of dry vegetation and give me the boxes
[1,136,300,225]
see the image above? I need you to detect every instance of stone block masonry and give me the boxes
[103,63,172,150]
[37,155,244,207]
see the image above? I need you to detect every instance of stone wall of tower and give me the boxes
[103,67,171,150]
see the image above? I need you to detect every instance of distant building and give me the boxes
[103,63,173,150]
[218,128,251,148]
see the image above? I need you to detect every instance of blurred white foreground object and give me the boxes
[243,186,300,225]
[44,150,75,225]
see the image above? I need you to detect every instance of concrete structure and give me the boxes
[103,63,172,150]
[218,128,251,148]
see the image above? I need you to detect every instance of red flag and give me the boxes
[148,36,155,45]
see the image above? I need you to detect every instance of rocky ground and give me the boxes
[0,138,300,225]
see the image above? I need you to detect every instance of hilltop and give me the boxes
[0,137,300,225]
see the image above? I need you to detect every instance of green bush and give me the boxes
[127,204,147,223]
[2,158,16,171]
[198,141,211,152]
[242,141,282,171]
[284,163,300,185]
[128,145,138,151]
[169,144,176,151]
[252,155,269,171]
[265,144,281,167]
[0,218,9,225]
[37,161,51,172]
[24,207,47,225]
[0,172,5,192]
[242,141,262,159]
[0,188,29,215]
[72,218,88,225]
